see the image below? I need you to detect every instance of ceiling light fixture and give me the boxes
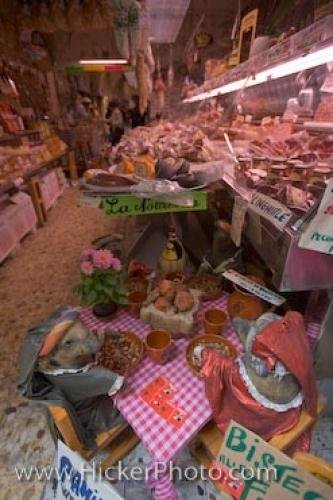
[78,59,128,65]
[183,44,333,103]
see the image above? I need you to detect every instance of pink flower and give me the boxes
[81,261,94,275]
[81,248,94,261]
[110,257,122,271]
[93,249,114,269]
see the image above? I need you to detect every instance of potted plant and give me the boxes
[74,248,128,318]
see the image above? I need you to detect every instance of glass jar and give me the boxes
[238,156,252,172]
[253,156,269,170]
[309,167,332,184]
[236,156,252,180]
[289,162,312,182]
[268,163,288,180]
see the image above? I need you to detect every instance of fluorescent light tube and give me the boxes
[183,44,333,103]
[78,59,128,65]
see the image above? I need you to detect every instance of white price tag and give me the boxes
[299,178,333,255]
[230,196,248,247]
[320,73,333,93]
[223,269,286,306]
[251,192,292,229]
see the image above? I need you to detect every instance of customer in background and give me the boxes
[129,95,148,128]
[106,100,124,145]
[75,95,91,120]
[120,100,131,132]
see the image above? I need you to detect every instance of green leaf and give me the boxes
[104,275,117,287]
[100,285,113,297]
[87,290,98,304]
[111,290,128,305]
[117,284,128,295]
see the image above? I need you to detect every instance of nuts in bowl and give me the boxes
[99,331,143,375]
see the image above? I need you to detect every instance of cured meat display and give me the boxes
[110,121,218,165]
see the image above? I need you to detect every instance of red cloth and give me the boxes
[201,311,318,441]
[202,350,302,441]
[253,311,317,417]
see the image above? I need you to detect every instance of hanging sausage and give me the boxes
[154,70,166,113]
[136,50,149,115]
[167,45,174,89]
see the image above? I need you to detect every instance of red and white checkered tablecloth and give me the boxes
[80,295,238,499]
[80,294,321,500]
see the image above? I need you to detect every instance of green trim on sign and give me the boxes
[65,66,84,73]
[102,192,207,217]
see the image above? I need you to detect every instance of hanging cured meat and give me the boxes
[154,72,166,113]
[67,0,85,32]
[98,0,114,28]
[167,45,174,88]
[50,0,68,31]
[136,51,149,115]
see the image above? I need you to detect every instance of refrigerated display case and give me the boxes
[182,14,333,377]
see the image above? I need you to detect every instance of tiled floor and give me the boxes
[310,417,333,463]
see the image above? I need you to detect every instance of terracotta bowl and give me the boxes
[203,308,227,335]
[145,330,172,365]
[186,334,238,378]
[185,273,222,301]
[228,275,267,321]
[100,331,144,376]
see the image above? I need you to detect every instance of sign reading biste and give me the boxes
[214,421,332,499]
[56,440,123,500]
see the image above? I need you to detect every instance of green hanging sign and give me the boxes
[65,65,84,73]
[101,192,207,217]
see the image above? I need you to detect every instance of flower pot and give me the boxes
[93,302,118,320]
[145,330,172,365]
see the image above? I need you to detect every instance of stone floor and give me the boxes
[0,187,332,500]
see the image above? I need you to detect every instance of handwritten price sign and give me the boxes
[299,179,333,255]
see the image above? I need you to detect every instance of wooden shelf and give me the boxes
[0,149,69,197]
[0,129,40,144]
